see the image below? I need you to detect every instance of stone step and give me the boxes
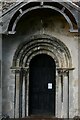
[9,116,63,120]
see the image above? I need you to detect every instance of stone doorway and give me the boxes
[11,34,72,118]
[29,54,56,116]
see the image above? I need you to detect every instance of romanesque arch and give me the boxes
[1,1,80,119]
[11,34,74,118]
[7,2,78,34]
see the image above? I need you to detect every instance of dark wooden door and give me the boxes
[29,54,56,116]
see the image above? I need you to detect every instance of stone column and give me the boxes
[55,70,58,117]
[60,73,64,118]
[19,68,24,118]
[57,69,69,118]
[11,66,30,118]
[63,72,69,118]
[14,68,28,118]
[14,70,20,118]
[25,68,29,117]
[56,70,62,118]
[22,75,25,117]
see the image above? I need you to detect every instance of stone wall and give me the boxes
[78,36,80,116]
[0,34,2,119]
[0,0,79,15]
[0,1,2,118]
[2,8,79,118]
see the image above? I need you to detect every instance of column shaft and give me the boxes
[22,75,25,117]
[15,71,20,118]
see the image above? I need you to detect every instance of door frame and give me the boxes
[29,54,56,116]
[12,34,72,118]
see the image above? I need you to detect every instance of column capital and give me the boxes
[57,67,74,76]
[10,66,29,73]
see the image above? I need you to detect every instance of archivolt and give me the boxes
[12,34,72,68]
[8,2,78,33]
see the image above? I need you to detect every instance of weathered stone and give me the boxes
[0,1,80,119]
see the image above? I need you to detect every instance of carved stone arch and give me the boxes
[12,34,72,69]
[8,2,78,33]
[25,50,59,67]
[11,34,74,118]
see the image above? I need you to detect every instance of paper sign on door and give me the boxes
[48,83,52,89]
